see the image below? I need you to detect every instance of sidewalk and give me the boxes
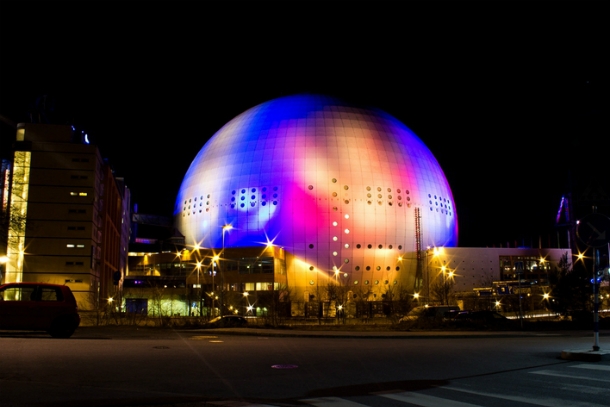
[72,324,610,340]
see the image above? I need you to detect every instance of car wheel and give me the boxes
[48,318,76,338]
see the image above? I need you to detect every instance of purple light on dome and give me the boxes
[175,94,457,287]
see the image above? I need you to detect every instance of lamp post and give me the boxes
[211,256,218,317]
[196,261,202,316]
[425,247,430,304]
[243,291,249,315]
[220,225,232,317]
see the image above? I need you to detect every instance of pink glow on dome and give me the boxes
[175,94,457,286]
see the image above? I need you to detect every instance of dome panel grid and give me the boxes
[175,94,457,278]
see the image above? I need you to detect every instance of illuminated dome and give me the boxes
[175,94,457,293]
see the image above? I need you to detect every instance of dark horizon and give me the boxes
[1,1,607,249]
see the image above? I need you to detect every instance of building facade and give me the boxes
[2,123,129,311]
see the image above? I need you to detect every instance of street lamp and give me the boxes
[211,255,219,317]
[243,291,249,315]
[196,261,202,316]
[220,225,232,317]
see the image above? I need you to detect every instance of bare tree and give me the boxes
[430,276,455,306]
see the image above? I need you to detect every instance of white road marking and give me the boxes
[382,391,483,406]
[530,369,610,383]
[444,385,608,407]
[571,363,610,371]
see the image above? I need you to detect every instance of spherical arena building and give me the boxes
[174,94,457,314]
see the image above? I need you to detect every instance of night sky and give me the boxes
[1,1,607,248]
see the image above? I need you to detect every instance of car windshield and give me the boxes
[408,307,426,316]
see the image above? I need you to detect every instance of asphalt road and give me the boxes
[1,326,609,407]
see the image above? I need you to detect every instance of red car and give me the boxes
[0,282,81,338]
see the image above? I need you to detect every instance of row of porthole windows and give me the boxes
[368,201,412,207]
[429,200,451,209]
[428,194,452,208]
[308,243,404,250]
[183,187,281,207]
[183,201,280,215]
[309,279,397,286]
[429,207,453,216]
[233,186,279,195]
[230,201,278,209]
[233,193,278,201]
[185,198,416,212]
[185,194,211,205]
[312,182,412,195]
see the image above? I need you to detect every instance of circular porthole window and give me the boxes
[367,244,372,249]
[366,266,371,271]
[344,243,350,248]
[356,244,361,249]
[355,266,360,271]
[333,221,338,226]
[354,281,359,285]
[374,280,379,285]
[332,192,338,197]
[332,178,337,183]
[309,244,314,249]
[344,214,349,219]
[308,185,313,190]
[344,259,349,264]
[333,236,338,241]
[364,280,369,285]
[309,280,315,285]
[333,251,338,256]
[376,266,381,271]
[309,266,314,270]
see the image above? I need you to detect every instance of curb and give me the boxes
[560,348,610,362]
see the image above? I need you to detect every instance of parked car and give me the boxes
[0,282,81,338]
[204,315,248,328]
[451,310,508,325]
[399,305,460,324]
